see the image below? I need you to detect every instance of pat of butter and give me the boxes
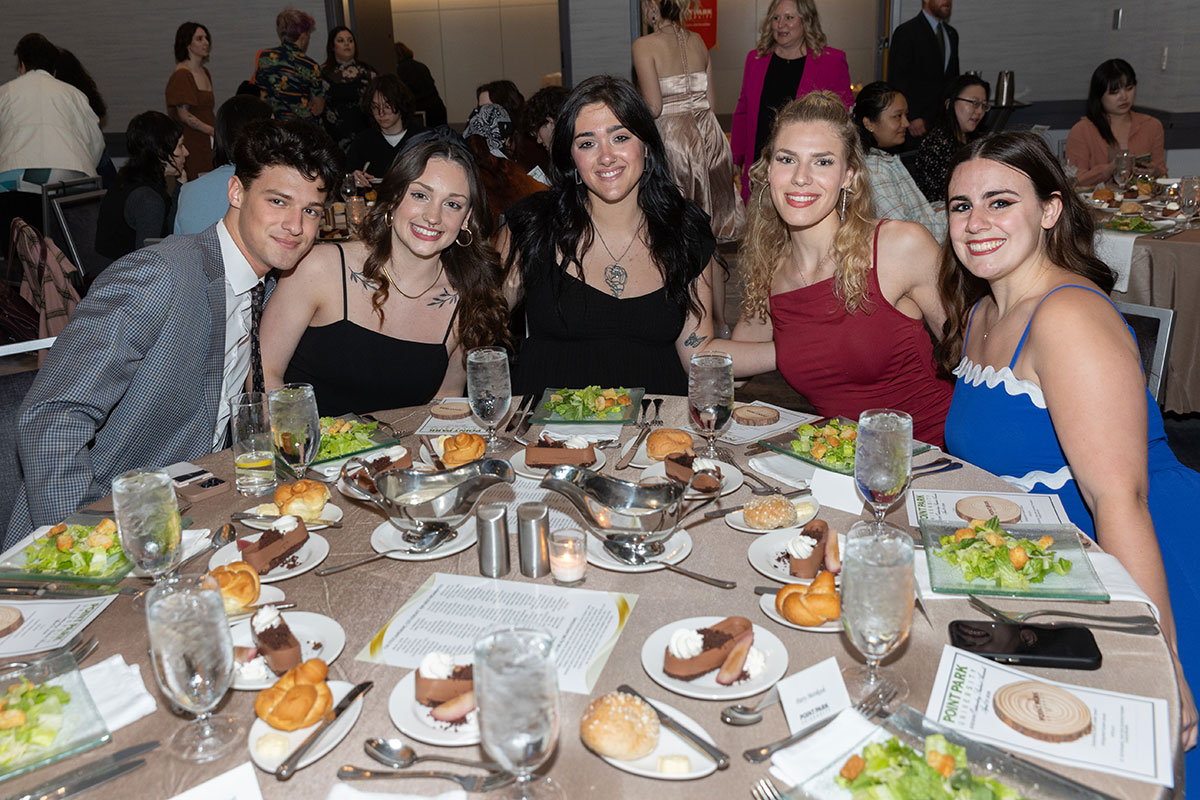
[657,754,690,774]
[793,501,814,517]
[255,732,290,759]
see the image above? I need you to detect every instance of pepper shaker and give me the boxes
[516,502,550,577]
[476,503,510,577]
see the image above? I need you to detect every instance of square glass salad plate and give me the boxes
[529,387,645,425]
[756,416,933,476]
[0,511,134,586]
[310,412,402,468]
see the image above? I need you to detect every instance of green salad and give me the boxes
[543,387,632,420]
[22,521,128,578]
[1103,215,1158,233]
[0,678,71,767]
[315,416,380,461]
[789,419,858,471]
[837,734,1026,799]
[932,517,1072,589]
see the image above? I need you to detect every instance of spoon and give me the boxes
[172,523,237,575]
[720,685,779,726]
[365,738,501,772]
[602,541,735,589]
[315,530,457,576]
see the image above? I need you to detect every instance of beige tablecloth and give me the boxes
[3,400,1182,799]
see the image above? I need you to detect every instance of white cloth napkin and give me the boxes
[169,762,263,799]
[540,424,623,443]
[748,453,864,514]
[1093,228,1138,292]
[80,654,157,732]
[769,708,880,788]
[327,786,466,800]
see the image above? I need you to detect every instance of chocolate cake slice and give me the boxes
[242,516,309,574]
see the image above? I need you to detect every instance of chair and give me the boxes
[1114,300,1174,404]
[51,190,110,281]
[39,177,101,248]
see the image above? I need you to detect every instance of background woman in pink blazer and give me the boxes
[731,0,852,203]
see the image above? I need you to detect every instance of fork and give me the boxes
[650,397,664,426]
[743,684,897,762]
[338,765,514,791]
[361,413,409,440]
[968,594,1158,628]
[751,777,783,800]
[0,635,98,672]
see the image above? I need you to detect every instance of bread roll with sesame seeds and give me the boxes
[580,691,660,760]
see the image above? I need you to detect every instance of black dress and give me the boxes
[282,244,456,416]
[345,124,426,175]
[911,124,960,202]
[506,195,715,397]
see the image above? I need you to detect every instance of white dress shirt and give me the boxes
[213,220,264,449]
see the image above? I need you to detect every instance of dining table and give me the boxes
[1,398,1183,799]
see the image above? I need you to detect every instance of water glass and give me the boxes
[146,574,242,762]
[1112,149,1134,188]
[112,470,182,582]
[475,628,563,800]
[341,172,357,203]
[346,196,368,235]
[467,347,512,454]
[229,391,276,497]
[841,521,914,704]
[855,409,913,523]
[688,351,734,459]
[268,383,321,478]
[1179,176,1200,223]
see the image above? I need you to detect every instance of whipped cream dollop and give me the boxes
[251,605,282,634]
[667,628,703,659]
[1166,202,1181,211]
[270,514,299,533]
[692,458,719,473]
[563,435,590,449]
[237,655,275,683]
[744,646,767,680]
[381,445,408,461]
[786,534,818,559]
[419,651,456,679]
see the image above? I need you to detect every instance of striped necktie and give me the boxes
[250,282,265,394]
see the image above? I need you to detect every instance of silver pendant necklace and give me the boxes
[594,221,643,298]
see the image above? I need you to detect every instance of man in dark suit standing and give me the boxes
[887,0,960,139]
[6,120,342,542]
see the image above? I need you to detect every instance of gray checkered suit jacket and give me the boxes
[5,226,228,545]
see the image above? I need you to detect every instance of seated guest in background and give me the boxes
[732,91,952,446]
[463,104,547,229]
[394,41,446,129]
[320,26,376,152]
[912,73,988,202]
[502,76,772,397]
[254,7,324,121]
[476,79,524,120]
[519,85,568,167]
[166,22,216,180]
[260,135,510,416]
[9,121,340,541]
[96,111,188,259]
[348,74,426,186]
[936,132,1196,754]
[1065,58,1166,186]
[854,81,946,241]
[175,95,273,234]
[476,79,546,181]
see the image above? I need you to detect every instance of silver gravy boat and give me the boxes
[538,465,718,555]
[340,456,515,544]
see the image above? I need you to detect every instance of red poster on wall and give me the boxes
[687,0,718,50]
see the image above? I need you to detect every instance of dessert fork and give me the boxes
[361,413,409,440]
[338,765,514,791]
[968,594,1158,628]
[751,777,783,800]
[743,684,897,762]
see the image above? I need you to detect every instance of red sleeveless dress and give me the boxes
[769,222,952,446]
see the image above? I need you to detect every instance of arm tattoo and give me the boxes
[604,264,627,297]
[428,289,459,308]
[684,332,707,348]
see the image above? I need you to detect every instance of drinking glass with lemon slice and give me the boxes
[230,392,277,496]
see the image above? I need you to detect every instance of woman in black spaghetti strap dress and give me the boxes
[261,134,510,416]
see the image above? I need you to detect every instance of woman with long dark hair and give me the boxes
[936,131,1196,762]
[261,134,511,416]
[165,21,214,179]
[95,111,186,259]
[1065,59,1166,186]
[320,26,376,152]
[911,73,989,202]
[502,76,770,396]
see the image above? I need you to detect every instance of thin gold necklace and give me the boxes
[382,262,443,299]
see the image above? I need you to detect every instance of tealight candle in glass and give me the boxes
[549,528,586,586]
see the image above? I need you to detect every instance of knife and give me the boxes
[231,512,342,528]
[276,680,373,779]
[616,684,729,769]
[0,582,140,598]
[227,601,297,622]
[504,395,534,434]
[615,399,654,470]
[16,741,159,800]
[25,757,147,800]
[704,487,812,519]
[514,404,537,440]
[420,435,446,470]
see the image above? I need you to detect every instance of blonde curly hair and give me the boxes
[756,0,827,57]
[740,91,877,324]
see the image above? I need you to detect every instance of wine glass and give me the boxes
[855,409,913,524]
[687,351,734,459]
[113,469,182,609]
[341,172,357,204]
[268,383,322,479]
[841,520,914,704]
[467,347,512,454]
[146,574,243,762]
[1179,176,1200,225]
[1112,149,1134,189]
[475,628,563,800]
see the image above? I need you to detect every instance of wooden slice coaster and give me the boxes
[732,405,780,426]
[429,401,472,420]
[955,495,1022,524]
[993,680,1092,742]
[0,606,23,638]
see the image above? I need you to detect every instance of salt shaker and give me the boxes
[516,502,550,577]
[476,503,510,577]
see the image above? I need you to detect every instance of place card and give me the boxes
[926,646,1173,787]
[414,397,486,436]
[169,761,263,799]
[776,655,851,734]
[718,402,819,446]
[906,489,1071,528]
[0,595,116,658]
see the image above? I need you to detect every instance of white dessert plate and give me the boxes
[230,611,347,691]
[747,529,831,585]
[370,517,478,562]
[225,584,285,618]
[389,671,481,747]
[585,530,693,573]
[724,497,820,534]
[594,698,718,780]
[510,447,607,480]
[757,592,840,633]
[638,460,743,498]
[239,504,343,531]
[248,680,363,772]
[210,533,330,583]
[623,431,699,470]
[640,617,787,701]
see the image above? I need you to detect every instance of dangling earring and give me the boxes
[456,226,474,247]
[574,169,582,185]
[757,183,768,207]
[838,188,850,222]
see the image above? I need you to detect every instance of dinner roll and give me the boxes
[273,479,330,521]
[646,429,693,461]
[255,659,333,731]
[743,494,799,530]
[440,432,486,467]
[580,691,660,760]
[209,561,261,612]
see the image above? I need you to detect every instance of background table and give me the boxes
[2,399,1182,798]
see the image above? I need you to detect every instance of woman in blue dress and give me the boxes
[935,132,1197,766]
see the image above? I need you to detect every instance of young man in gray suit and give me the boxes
[6,120,343,543]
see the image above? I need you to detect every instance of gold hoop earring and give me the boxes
[456,227,473,247]
[384,208,394,227]
[756,183,768,207]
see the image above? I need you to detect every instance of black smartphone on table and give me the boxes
[948,619,1102,670]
